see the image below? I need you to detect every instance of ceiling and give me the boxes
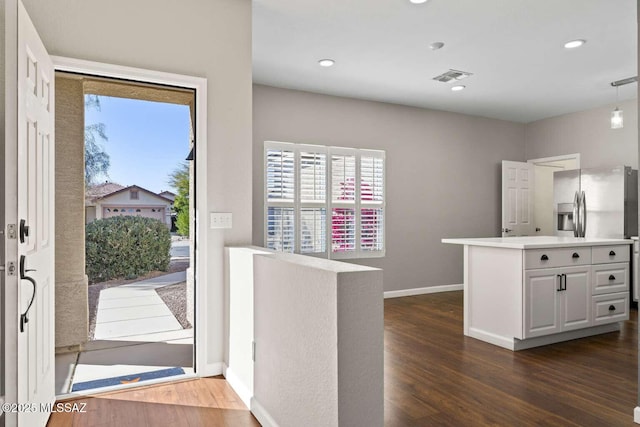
[252,0,637,123]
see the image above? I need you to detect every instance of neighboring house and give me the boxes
[85,182,174,228]
[158,190,176,203]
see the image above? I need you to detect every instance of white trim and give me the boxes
[527,153,581,168]
[222,364,252,408]
[384,284,463,299]
[200,361,223,378]
[633,406,640,424]
[468,323,621,351]
[251,397,281,427]
[50,56,209,376]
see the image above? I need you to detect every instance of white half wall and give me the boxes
[252,253,383,427]
[224,246,273,408]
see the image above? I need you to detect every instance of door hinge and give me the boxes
[7,261,16,276]
[7,224,16,239]
[252,341,256,362]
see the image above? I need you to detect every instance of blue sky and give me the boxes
[84,95,191,194]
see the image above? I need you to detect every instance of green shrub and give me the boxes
[86,216,171,283]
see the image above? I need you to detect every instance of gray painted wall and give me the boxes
[22,0,253,366]
[525,98,638,169]
[253,84,525,291]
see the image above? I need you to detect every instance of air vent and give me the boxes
[432,69,473,83]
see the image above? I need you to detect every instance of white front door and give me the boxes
[501,161,534,237]
[4,1,56,425]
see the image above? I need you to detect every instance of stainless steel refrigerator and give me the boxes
[553,166,638,238]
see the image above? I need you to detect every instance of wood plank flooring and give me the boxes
[384,291,638,426]
[48,291,637,426]
[46,376,259,427]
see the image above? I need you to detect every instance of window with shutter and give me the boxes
[264,141,384,259]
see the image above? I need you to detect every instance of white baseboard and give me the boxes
[384,284,463,299]
[251,397,280,427]
[222,364,252,409]
[634,406,640,424]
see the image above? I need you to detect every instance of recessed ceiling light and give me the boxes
[409,0,429,4]
[451,85,466,92]
[318,59,335,67]
[564,39,586,49]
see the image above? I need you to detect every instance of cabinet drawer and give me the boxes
[592,245,630,264]
[592,263,629,295]
[525,247,591,269]
[592,292,629,325]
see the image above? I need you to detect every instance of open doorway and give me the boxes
[529,154,581,235]
[54,73,197,395]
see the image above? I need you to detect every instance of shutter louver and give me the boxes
[300,208,326,253]
[331,208,356,253]
[361,156,384,202]
[331,154,356,202]
[300,152,326,202]
[361,208,384,251]
[266,149,295,201]
[266,207,295,252]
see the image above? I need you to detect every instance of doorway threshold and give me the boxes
[55,337,193,398]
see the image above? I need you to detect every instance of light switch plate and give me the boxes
[210,212,232,229]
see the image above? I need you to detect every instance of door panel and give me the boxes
[524,270,561,338]
[561,268,592,331]
[4,2,55,425]
[502,161,534,237]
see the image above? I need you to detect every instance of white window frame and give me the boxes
[264,141,385,259]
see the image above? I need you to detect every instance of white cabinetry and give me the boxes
[524,265,591,338]
[442,237,632,351]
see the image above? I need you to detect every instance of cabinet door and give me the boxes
[561,267,592,331]
[524,269,562,338]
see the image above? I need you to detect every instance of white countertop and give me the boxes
[441,236,633,249]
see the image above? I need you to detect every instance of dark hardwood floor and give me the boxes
[48,291,637,426]
[384,291,638,426]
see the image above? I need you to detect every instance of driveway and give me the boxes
[170,237,190,260]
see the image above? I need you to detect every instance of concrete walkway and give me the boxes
[93,271,187,340]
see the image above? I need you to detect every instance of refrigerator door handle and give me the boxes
[580,190,586,237]
[573,191,580,237]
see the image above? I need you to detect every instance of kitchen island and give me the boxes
[442,236,632,350]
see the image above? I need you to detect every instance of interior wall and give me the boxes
[22,0,253,367]
[253,84,526,292]
[524,99,638,169]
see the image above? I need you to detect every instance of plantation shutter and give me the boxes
[264,142,385,258]
[265,144,295,252]
[329,151,357,255]
[360,151,385,253]
[299,148,327,255]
